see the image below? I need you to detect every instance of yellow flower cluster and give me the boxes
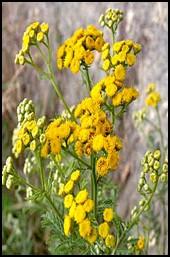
[91,68,139,109]
[145,83,161,108]
[41,118,77,157]
[58,170,80,196]
[74,97,122,176]
[56,25,105,73]
[12,118,42,158]
[112,87,139,107]
[60,171,97,243]
[98,8,123,28]
[101,40,141,71]
[90,73,122,104]
[15,21,49,65]
[98,208,116,248]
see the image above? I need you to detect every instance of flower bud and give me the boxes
[137,184,142,192]
[2,166,8,185]
[6,156,12,165]
[37,116,46,128]
[160,173,168,183]
[143,163,149,173]
[18,114,23,122]
[153,160,160,170]
[153,150,161,160]
[150,172,157,183]
[148,157,154,167]
[27,112,35,121]
[98,14,104,24]
[30,140,37,151]
[143,184,149,191]
[162,163,168,173]
[139,178,144,186]
[40,133,46,144]
[145,150,152,159]
[149,167,153,173]
[139,199,146,206]
[6,175,14,189]
[23,98,29,105]
[20,105,25,114]
[140,171,145,178]
[6,163,13,174]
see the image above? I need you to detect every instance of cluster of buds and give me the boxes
[15,21,49,65]
[132,107,147,127]
[138,149,161,193]
[17,98,35,127]
[2,157,15,189]
[101,39,142,72]
[26,186,33,202]
[98,8,123,29]
[12,99,46,158]
[145,83,161,108]
[23,156,36,174]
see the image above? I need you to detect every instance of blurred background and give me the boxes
[2,2,168,255]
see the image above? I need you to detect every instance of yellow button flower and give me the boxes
[40,22,49,33]
[74,205,86,223]
[92,134,105,152]
[75,189,88,204]
[103,208,114,222]
[96,157,109,176]
[105,234,116,248]
[79,218,92,238]
[114,64,126,81]
[14,139,23,155]
[98,222,109,238]
[64,180,74,194]
[86,228,97,244]
[64,194,74,208]
[84,50,94,65]
[83,199,94,212]
[37,32,44,42]
[102,59,110,71]
[126,53,136,66]
[22,133,30,146]
[69,201,76,218]
[145,91,161,108]
[136,235,145,250]
[64,215,71,236]
[71,170,80,182]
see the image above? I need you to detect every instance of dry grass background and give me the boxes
[2,2,168,254]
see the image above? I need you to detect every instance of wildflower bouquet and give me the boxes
[2,8,168,255]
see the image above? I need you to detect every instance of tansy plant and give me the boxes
[2,9,168,255]
[132,82,168,254]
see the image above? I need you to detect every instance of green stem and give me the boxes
[45,192,63,222]
[62,147,91,169]
[113,177,159,254]
[80,64,92,93]
[19,176,37,191]
[36,151,46,190]
[91,154,97,220]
